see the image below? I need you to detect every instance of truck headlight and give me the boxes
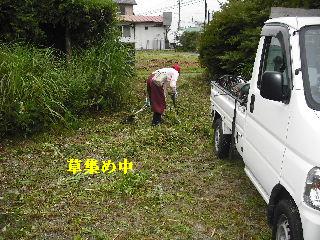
[304,167,320,211]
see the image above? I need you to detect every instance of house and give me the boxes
[114,0,172,50]
[183,26,202,33]
[182,20,204,33]
[115,0,136,15]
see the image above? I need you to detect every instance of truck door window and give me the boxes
[258,36,288,89]
[300,26,320,110]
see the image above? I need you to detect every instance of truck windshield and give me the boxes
[301,26,320,110]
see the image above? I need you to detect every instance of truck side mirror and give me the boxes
[260,71,284,102]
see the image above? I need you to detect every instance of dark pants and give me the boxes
[147,74,166,126]
[152,112,162,125]
[146,74,166,114]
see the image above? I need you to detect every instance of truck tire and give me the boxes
[214,118,231,159]
[272,199,303,240]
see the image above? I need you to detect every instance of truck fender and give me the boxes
[267,183,296,226]
[212,111,232,135]
[212,110,221,126]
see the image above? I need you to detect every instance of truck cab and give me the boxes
[211,8,320,240]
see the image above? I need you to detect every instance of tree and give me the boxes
[178,31,201,52]
[199,0,320,79]
[0,0,117,59]
[199,0,267,79]
[0,0,43,43]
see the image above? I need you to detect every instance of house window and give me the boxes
[145,26,149,30]
[119,5,126,15]
[123,26,131,38]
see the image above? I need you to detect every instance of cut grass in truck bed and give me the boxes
[0,51,271,240]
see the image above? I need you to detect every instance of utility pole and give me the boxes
[178,0,181,30]
[204,0,207,27]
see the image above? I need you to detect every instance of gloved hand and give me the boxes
[145,97,151,107]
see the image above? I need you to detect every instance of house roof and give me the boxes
[114,0,137,5]
[120,15,163,23]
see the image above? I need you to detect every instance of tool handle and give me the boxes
[134,104,147,115]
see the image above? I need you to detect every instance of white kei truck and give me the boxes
[210,8,320,240]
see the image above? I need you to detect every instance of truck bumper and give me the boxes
[299,203,320,239]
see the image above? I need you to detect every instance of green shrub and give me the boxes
[0,44,67,134]
[177,31,201,52]
[199,0,268,80]
[199,0,320,80]
[65,34,135,113]
[0,35,134,136]
[0,0,117,53]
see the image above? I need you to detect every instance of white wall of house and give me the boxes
[120,23,166,50]
[135,23,166,50]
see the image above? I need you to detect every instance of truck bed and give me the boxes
[210,81,247,156]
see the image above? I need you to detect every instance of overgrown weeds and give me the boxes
[0,36,134,137]
[0,44,67,134]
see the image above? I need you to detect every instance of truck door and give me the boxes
[243,25,292,197]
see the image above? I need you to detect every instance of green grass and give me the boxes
[0,39,134,136]
[0,51,271,239]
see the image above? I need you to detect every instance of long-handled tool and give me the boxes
[122,103,148,124]
[170,94,181,124]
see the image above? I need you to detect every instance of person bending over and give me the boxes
[146,64,181,125]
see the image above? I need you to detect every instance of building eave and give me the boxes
[119,15,164,24]
[114,0,137,5]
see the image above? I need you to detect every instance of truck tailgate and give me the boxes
[210,81,247,154]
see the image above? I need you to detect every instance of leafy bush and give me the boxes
[199,0,267,80]
[178,31,201,52]
[65,34,135,113]
[0,44,67,134]
[0,34,134,136]
[199,0,320,80]
[0,0,117,53]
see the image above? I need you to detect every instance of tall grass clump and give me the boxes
[0,35,134,137]
[0,43,68,135]
[66,34,135,113]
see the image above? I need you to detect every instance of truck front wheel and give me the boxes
[272,199,303,240]
[214,118,231,159]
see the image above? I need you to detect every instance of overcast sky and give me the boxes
[134,0,226,30]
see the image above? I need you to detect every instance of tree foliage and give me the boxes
[0,0,117,53]
[0,1,135,136]
[0,34,134,136]
[199,0,320,79]
[178,31,201,52]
